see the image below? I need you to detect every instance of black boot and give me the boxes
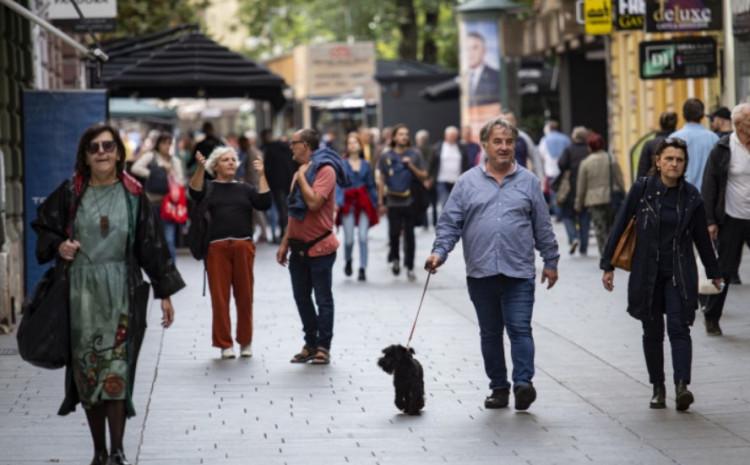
[484,388,509,409]
[344,260,353,277]
[89,450,108,465]
[675,381,694,412]
[107,450,131,465]
[649,384,666,409]
[357,268,366,282]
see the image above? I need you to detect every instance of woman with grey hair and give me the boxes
[189,146,272,359]
[556,126,591,255]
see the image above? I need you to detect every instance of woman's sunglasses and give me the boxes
[86,141,117,155]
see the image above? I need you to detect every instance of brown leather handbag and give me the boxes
[611,217,636,271]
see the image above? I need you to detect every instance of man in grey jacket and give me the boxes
[424,117,560,411]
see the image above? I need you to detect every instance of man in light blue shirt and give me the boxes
[669,98,719,191]
[425,117,560,412]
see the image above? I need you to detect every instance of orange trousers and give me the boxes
[206,240,255,349]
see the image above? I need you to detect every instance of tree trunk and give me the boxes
[396,0,417,60]
[422,6,439,64]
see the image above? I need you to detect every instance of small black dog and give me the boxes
[378,344,425,415]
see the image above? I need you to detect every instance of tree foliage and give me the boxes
[238,0,459,70]
[106,0,209,38]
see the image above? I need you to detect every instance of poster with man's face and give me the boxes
[461,19,502,144]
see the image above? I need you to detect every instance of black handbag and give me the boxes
[145,158,170,195]
[17,262,70,369]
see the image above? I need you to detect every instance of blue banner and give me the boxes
[23,90,108,292]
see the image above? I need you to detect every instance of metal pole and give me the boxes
[0,0,108,61]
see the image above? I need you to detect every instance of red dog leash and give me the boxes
[406,271,432,349]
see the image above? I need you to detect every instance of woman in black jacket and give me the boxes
[32,124,185,465]
[600,138,722,412]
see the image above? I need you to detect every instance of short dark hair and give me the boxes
[297,128,320,151]
[74,124,126,177]
[390,124,411,148]
[548,120,560,132]
[467,32,485,44]
[586,132,605,152]
[682,98,705,123]
[659,112,678,132]
[202,121,215,134]
[648,137,690,177]
[155,132,172,150]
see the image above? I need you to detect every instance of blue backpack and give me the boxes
[383,152,413,197]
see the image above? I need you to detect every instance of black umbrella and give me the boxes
[90,26,286,109]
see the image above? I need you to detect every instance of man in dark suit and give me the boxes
[429,126,472,207]
[467,32,500,106]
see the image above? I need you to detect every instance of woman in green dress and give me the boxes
[32,124,185,465]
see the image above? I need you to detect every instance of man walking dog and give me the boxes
[425,117,560,411]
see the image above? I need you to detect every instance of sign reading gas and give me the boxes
[615,0,645,30]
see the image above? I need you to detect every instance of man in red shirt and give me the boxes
[277,129,341,365]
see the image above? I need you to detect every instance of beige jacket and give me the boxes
[575,151,625,211]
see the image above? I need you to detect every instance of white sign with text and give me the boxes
[47,0,117,20]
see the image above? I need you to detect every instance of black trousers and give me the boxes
[642,273,692,385]
[271,188,288,236]
[705,215,750,322]
[387,205,416,270]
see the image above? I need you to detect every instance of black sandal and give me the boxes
[310,347,330,365]
[290,345,315,363]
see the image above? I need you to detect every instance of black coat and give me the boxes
[429,142,471,182]
[262,141,297,192]
[31,173,185,418]
[701,135,731,226]
[600,176,720,324]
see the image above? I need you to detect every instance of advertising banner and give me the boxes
[584,0,613,35]
[734,0,750,36]
[23,90,108,292]
[461,19,502,144]
[614,0,646,30]
[639,37,717,80]
[645,0,722,32]
[297,43,378,101]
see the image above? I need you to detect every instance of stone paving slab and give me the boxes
[2,223,750,465]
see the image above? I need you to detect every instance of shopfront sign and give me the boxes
[296,43,377,101]
[584,0,613,35]
[734,0,750,36]
[48,0,118,32]
[639,37,717,80]
[614,0,645,30]
[645,0,722,32]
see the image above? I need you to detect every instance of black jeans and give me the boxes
[289,252,336,350]
[705,215,750,322]
[271,188,288,236]
[387,205,416,270]
[642,272,692,385]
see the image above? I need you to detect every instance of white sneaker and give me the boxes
[407,269,417,282]
[240,344,253,358]
[221,348,235,359]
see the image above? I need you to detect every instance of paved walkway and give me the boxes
[2,222,750,465]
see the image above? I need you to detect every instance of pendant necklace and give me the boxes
[90,181,118,237]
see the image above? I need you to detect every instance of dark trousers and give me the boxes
[387,206,416,270]
[427,187,438,228]
[271,188,288,237]
[466,275,536,390]
[705,215,750,322]
[642,273,692,385]
[289,252,336,350]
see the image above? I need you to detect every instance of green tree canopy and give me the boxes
[107,0,209,38]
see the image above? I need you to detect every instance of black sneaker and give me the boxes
[344,260,353,277]
[357,268,366,282]
[514,383,537,411]
[391,260,401,276]
[675,381,694,412]
[705,319,723,336]
[484,388,510,409]
[569,240,579,255]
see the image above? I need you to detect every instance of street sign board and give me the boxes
[645,0,722,33]
[734,0,750,36]
[614,0,645,30]
[584,0,613,35]
[48,0,118,32]
[639,37,717,80]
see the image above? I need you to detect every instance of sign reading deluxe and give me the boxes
[646,0,722,32]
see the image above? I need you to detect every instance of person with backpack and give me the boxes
[188,146,271,360]
[376,124,429,282]
[131,132,185,259]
